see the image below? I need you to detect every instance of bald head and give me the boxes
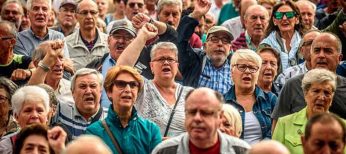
[77,0,98,12]
[64,135,112,154]
[185,87,224,109]
[245,5,269,18]
[249,140,290,154]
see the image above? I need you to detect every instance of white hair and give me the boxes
[231,49,262,68]
[302,68,337,93]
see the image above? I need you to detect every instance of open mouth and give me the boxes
[162,67,171,72]
[84,96,95,102]
[242,76,252,81]
[121,95,132,100]
[36,17,45,22]
[263,72,272,76]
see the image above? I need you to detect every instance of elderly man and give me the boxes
[231,4,269,51]
[64,135,112,154]
[14,0,69,57]
[0,0,23,30]
[178,0,233,95]
[249,140,290,154]
[272,33,346,129]
[156,0,182,29]
[28,40,74,105]
[302,113,346,154]
[51,0,77,36]
[66,0,109,71]
[152,88,250,153]
[51,68,106,138]
[295,0,317,33]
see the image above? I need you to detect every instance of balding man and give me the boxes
[0,0,23,30]
[231,4,269,51]
[249,140,290,154]
[295,0,317,33]
[64,135,112,154]
[272,32,346,129]
[152,88,250,154]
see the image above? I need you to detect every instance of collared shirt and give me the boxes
[55,78,74,105]
[198,58,232,95]
[224,86,277,140]
[245,31,257,51]
[14,28,70,58]
[52,103,107,139]
[275,62,308,90]
[100,54,116,108]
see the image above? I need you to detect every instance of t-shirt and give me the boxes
[189,137,220,154]
[0,54,31,78]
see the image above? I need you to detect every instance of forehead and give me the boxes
[277,5,293,12]
[22,99,45,109]
[4,2,21,10]
[161,4,181,12]
[298,3,314,11]
[31,0,49,7]
[0,25,12,35]
[310,122,344,139]
[309,82,333,90]
[186,92,220,110]
[75,74,99,83]
[78,0,98,10]
[24,135,49,146]
[259,51,277,60]
[153,48,177,58]
[303,32,320,40]
[127,0,144,4]
[312,35,338,50]
[246,6,267,16]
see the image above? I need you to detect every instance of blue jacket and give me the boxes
[224,86,277,139]
[86,106,162,154]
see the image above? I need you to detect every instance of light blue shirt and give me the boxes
[101,54,116,108]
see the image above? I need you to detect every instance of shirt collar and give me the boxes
[73,105,102,122]
[29,28,49,41]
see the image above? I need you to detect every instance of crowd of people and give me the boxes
[0,0,345,153]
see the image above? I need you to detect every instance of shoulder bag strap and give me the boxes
[163,87,184,137]
[101,120,123,154]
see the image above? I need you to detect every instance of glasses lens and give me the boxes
[114,80,138,89]
[129,3,143,8]
[274,12,283,19]
[236,64,247,72]
[285,11,295,19]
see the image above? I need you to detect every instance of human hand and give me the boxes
[48,126,67,154]
[10,69,31,81]
[137,23,158,41]
[40,40,64,68]
[132,13,151,29]
[191,0,211,19]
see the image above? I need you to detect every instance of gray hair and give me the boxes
[1,0,24,16]
[150,42,179,60]
[70,68,103,92]
[27,0,51,10]
[0,20,17,36]
[302,68,337,93]
[312,32,342,54]
[0,77,18,105]
[11,86,50,116]
[295,0,316,12]
[222,104,242,137]
[157,0,182,14]
[244,4,269,20]
[231,49,262,68]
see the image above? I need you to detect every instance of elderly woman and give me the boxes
[220,104,242,138]
[116,24,193,138]
[272,68,340,154]
[86,65,162,154]
[257,47,281,96]
[260,0,303,71]
[0,77,18,138]
[224,49,277,145]
[0,85,50,153]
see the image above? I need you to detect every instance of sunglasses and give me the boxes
[113,80,139,89]
[274,11,296,20]
[128,2,144,8]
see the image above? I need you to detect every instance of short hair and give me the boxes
[304,113,346,143]
[64,135,112,154]
[301,68,337,93]
[104,65,144,93]
[13,124,53,154]
[76,0,97,12]
[244,5,269,19]
[11,86,50,116]
[295,0,316,12]
[258,0,276,6]
[70,68,103,92]
[298,29,321,50]
[185,88,225,109]
[222,104,242,137]
[231,49,263,69]
[37,84,58,107]
[150,42,179,60]
[1,0,24,16]
[26,0,51,10]
[313,32,342,54]
[157,0,182,14]
[0,77,18,105]
[0,20,17,36]
[257,47,281,71]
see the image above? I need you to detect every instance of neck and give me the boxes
[211,59,226,68]
[81,28,97,42]
[235,86,255,97]
[31,26,48,38]
[215,1,223,8]
[81,107,98,120]
[114,12,125,19]
[45,78,60,90]
[306,61,312,70]
[153,78,175,88]
[190,134,218,149]
[115,107,132,127]
[280,30,294,41]
[60,25,75,36]
[99,14,105,20]
[250,35,263,47]
[257,80,272,92]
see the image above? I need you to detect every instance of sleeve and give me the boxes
[20,55,32,68]
[63,41,70,58]
[323,9,346,34]
[14,34,29,56]
[157,24,178,44]
[272,118,285,143]
[271,80,293,120]
[149,123,162,153]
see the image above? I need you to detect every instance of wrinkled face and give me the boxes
[185,93,222,143]
[258,51,278,85]
[300,31,320,61]
[204,32,232,65]
[204,14,215,32]
[108,30,134,60]
[21,13,31,30]
[0,88,10,128]
[244,7,269,38]
[297,3,315,30]
[28,0,50,28]
[305,82,334,116]
[150,49,179,81]
[261,3,273,17]
[232,60,260,90]
[125,0,145,20]
[302,122,345,154]
[114,0,126,14]
[96,0,108,17]
[1,3,23,28]
[108,72,139,112]
[310,35,341,72]
[16,99,48,128]
[45,53,64,82]
[72,74,102,117]
[273,5,299,33]
[58,5,77,28]
[20,135,50,154]
[76,1,99,31]
[219,115,235,137]
[0,25,16,55]
[157,4,181,29]
[47,9,55,27]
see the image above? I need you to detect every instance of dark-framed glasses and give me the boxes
[208,36,231,44]
[274,11,296,20]
[233,64,259,73]
[128,2,144,8]
[113,80,139,89]
[152,57,177,64]
[0,95,8,103]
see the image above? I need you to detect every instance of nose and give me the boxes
[167,14,174,22]
[192,111,203,121]
[123,84,131,91]
[320,145,331,154]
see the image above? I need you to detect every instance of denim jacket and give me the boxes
[224,86,277,139]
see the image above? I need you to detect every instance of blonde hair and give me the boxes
[222,104,242,137]
[231,49,262,68]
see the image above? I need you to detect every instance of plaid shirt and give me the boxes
[198,58,233,95]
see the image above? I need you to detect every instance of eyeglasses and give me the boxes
[274,11,296,20]
[0,95,8,104]
[112,34,133,42]
[0,36,14,41]
[128,2,144,9]
[207,36,231,44]
[78,10,98,16]
[185,109,220,118]
[113,80,139,89]
[233,64,259,73]
[152,57,177,64]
